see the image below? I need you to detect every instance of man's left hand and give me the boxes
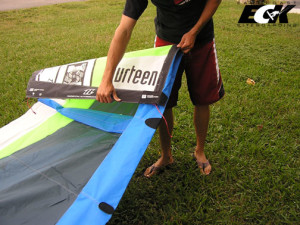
[177,31,197,54]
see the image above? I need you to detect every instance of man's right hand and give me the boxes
[96,80,121,103]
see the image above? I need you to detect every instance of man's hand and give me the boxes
[177,30,197,54]
[96,80,121,103]
[177,0,222,54]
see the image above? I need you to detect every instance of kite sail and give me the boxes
[27,45,177,105]
[0,45,182,225]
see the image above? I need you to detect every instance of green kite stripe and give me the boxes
[0,113,72,159]
[91,57,107,87]
[63,99,96,109]
[0,99,95,159]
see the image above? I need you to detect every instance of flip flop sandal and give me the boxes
[144,162,174,178]
[192,153,211,175]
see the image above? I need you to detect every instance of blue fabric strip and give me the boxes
[39,99,133,134]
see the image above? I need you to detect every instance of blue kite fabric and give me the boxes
[39,98,133,134]
[0,45,182,225]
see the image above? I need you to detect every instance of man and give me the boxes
[96,0,224,177]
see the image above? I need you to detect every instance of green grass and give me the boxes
[0,0,299,224]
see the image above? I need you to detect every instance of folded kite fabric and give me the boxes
[0,45,182,225]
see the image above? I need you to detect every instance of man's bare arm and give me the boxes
[177,0,222,54]
[96,15,137,103]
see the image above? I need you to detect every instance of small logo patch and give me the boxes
[174,0,191,5]
[83,89,95,96]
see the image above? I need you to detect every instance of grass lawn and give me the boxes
[0,0,299,224]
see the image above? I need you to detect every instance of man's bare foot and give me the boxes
[193,150,211,175]
[144,156,174,178]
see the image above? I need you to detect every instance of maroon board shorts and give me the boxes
[155,36,225,108]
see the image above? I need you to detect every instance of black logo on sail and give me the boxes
[114,66,159,87]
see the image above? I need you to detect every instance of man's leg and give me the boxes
[158,108,174,164]
[144,108,174,177]
[193,104,211,175]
